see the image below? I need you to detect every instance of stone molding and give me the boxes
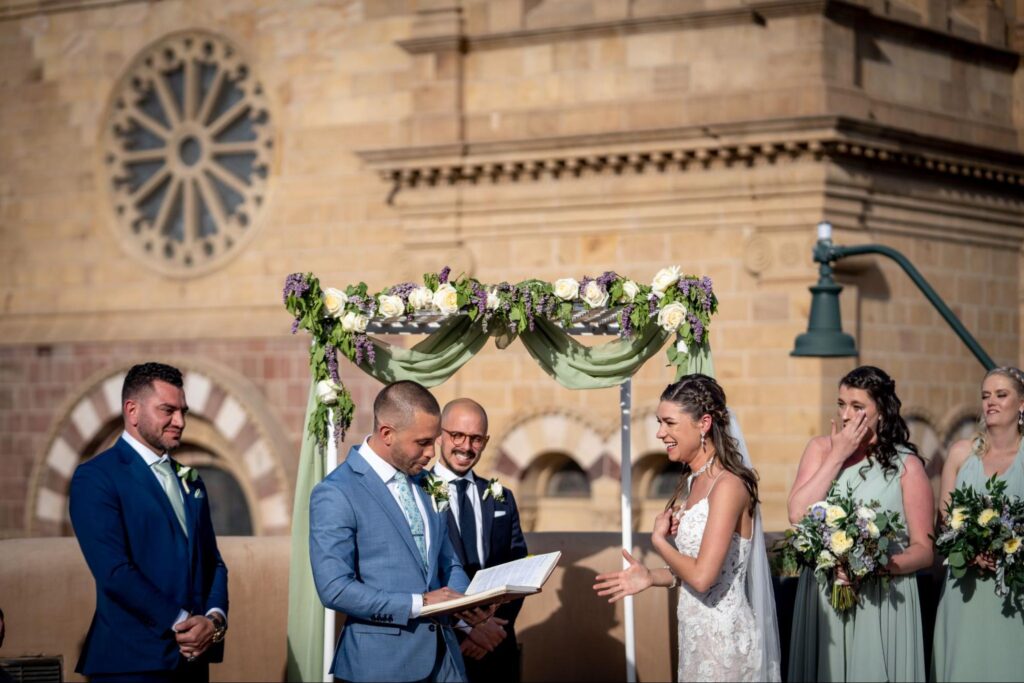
[358,116,1024,195]
[396,0,1018,62]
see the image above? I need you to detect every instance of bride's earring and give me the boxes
[1018,409,1023,426]
[700,432,706,452]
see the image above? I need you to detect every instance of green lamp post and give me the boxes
[791,222,996,370]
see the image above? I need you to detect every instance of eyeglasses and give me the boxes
[442,428,487,448]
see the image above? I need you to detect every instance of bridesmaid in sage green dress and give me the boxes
[786,366,934,682]
[931,366,1024,682]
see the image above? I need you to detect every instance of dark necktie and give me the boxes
[454,478,480,572]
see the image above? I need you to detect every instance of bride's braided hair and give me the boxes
[839,365,920,479]
[973,366,1024,458]
[662,374,760,514]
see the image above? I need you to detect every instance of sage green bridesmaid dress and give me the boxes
[788,450,926,682]
[931,440,1024,682]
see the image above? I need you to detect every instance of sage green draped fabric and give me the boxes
[362,315,490,387]
[285,314,714,680]
[285,387,326,682]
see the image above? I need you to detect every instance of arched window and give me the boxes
[546,459,590,498]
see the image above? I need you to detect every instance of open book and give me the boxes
[420,551,561,617]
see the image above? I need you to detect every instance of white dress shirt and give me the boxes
[358,437,431,618]
[120,431,226,629]
[434,463,485,570]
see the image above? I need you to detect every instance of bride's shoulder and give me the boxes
[708,470,751,506]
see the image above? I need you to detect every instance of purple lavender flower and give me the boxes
[522,289,536,331]
[326,344,341,384]
[438,266,451,285]
[282,273,310,303]
[353,334,376,366]
[619,304,635,338]
[811,507,826,521]
[699,276,714,298]
[677,278,692,297]
[687,312,704,344]
[648,295,658,316]
[597,271,619,289]
[290,319,300,334]
[389,282,419,303]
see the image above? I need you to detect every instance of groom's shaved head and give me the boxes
[373,380,440,430]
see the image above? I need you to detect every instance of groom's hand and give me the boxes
[174,615,215,659]
[423,587,464,606]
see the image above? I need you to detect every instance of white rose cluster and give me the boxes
[553,278,580,301]
[582,280,609,308]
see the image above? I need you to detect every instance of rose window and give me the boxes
[103,31,272,273]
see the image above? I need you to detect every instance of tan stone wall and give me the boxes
[0,0,1022,538]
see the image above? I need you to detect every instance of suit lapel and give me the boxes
[476,476,493,563]
[173,459,201,560]
[119,441,188,545]
[349,448,427,577]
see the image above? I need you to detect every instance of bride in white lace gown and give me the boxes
[594,375,780,682]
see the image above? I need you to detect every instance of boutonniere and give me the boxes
[482,478,505,503]
[175,463,199,495]
[420,472,450,513]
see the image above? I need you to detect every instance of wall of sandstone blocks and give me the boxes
[0,0,1022,536]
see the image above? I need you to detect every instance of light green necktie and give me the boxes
[393,471,427,569]
[152,458,188,536]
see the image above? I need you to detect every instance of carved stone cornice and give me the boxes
[396,0,1019,66]
[357,116,1024,195]
[0,0,150,22]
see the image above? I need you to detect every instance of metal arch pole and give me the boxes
[620,379,637,683]
[323,418,338,683]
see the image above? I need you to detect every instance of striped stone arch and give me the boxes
[494,410,610,480]
[27,361,292,537]
[940,404,982,447]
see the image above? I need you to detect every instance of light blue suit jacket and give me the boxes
[310,446,470,682]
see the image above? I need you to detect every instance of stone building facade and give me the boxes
[1,0,1022,539]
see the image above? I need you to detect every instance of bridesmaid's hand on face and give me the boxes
[826,413,869,464]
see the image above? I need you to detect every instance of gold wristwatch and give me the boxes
[208,614,227,644]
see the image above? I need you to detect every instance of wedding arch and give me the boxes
[282,266,719,682]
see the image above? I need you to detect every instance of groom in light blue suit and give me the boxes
[311,380,478,682]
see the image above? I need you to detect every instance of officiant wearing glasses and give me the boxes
[432,399,529,683]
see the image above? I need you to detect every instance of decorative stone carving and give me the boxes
[102,31,273,275]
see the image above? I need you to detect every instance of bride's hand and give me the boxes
[593,550,652,603]
[653,509,675,539]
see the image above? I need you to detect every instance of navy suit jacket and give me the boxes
[441,474,528,631]
[69,437,228,675]
[310,446,470,682]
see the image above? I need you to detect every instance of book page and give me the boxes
[466,551,561,595]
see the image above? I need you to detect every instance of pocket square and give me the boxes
[194,489,204,499]
[494,510,506,518]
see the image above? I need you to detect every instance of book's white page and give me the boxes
[466,551,561,595]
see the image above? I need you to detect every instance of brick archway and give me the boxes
[27,362,292,537]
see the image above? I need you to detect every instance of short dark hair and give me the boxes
[373,381,440,430]
[122,362,184,404]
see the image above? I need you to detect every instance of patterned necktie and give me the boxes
[454,478,480,572]
[393,471,428,568]
[152,458,188,536]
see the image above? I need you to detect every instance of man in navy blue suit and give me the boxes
[432,399,528,682]
[70,362,228,683]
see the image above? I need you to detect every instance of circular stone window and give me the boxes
[102,31,272,274]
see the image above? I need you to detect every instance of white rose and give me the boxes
[315,379,342,405]
[553,278,580,301]
[582,280,609,308]
[486,288,501,310]
[657,302,687,332]
[855,507,876,522]
[651,266,682,294]
[433,283,460,315]
[341,311,368,333]
[323,288,348,318]
[866,521,880,539]
[377,294,404,318]
[490,481,503,498]
[621,280,639,303]
[408,286,433,311]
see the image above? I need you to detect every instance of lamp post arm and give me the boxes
[818,242,996,371]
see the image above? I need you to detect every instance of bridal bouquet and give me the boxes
[934,475,1024,604]
[773,483,905,614]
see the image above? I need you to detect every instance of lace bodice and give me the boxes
[673,496,763,682]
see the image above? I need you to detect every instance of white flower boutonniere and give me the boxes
[482,478,506,503]
[420,473,450,513]
[175,464,199,495]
